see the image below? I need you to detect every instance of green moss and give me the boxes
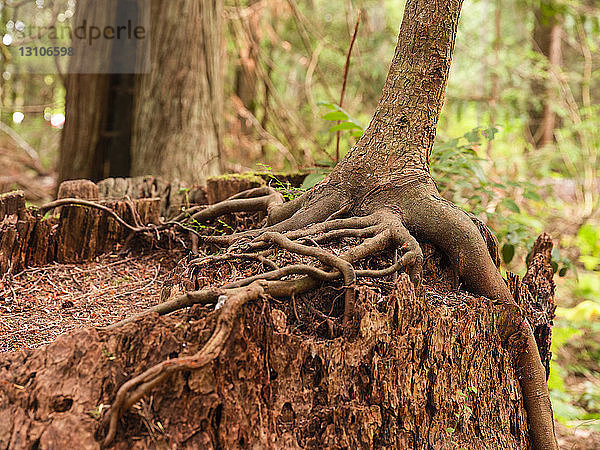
[207,173,266,185]
[0,190,25,200]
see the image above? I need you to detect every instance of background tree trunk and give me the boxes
[58,1,117,183]
[234,0,260,132]
[527,0,562,148]
[58,0,223,186]
[129,0,223,185]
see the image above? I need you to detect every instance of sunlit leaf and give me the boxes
[322,111,348,121]
[502,243,515,264]
[501,198,520,213]
[329,122,362,132]
[301,172,327,190]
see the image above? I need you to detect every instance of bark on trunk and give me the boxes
[328,0,461,199]
[234,0,260,135]
[58,1,126,183]
[129,0,223,185]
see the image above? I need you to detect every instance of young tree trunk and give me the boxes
[527,0,562,148]
[130,0,223,185]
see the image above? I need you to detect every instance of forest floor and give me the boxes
[0,250,183,352]
[0,243,598,448]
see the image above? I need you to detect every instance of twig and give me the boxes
[335,11,361,162]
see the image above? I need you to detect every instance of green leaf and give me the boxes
[464,128,481,143]
[501,198,521,213]
[502,243,515,264]
[316,100,336,109]
[559,267,568,277]
[551,261,558,273]
[446,427,455,434]
[523,189,541,201]
[329,122,362,132]
[483,126,500,140]
[351,129,364,138]
[301,173,327,190]
[322,111,349,121]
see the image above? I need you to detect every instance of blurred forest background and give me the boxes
[0,0,599,436]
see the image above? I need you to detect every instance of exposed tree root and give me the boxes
[103,282,266,447]
[72,182,555,449]
[40,198,155,233]
[170,186,284,224]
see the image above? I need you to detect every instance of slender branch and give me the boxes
[335,10,361,162]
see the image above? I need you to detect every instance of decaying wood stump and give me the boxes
[521,233,557,377]
[94,173,306,218]
[0,184,162,273]
[96,176,208,219]
[0,191,47,276]
[55,197,161,263]
[206,174,266,205]
[0,173,308,276]
[0,235,556,449]
[57,180,99,201]
[0,278,528,449]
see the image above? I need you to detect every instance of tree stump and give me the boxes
[0,191,41,275]
[96,176,208,219]
[0,236,556,449]
[55,198,161,263]
[206,174,265,204]
[57,180,99,200]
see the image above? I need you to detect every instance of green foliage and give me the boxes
[446,385,478,442]
[257,164,306,200]
[430,126,547,269]
[576,224,600,271]
[300,170,329,190]
[318,101,365,138]
[184,213,234,236]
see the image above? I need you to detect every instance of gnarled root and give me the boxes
[103,282,266,447]
[101,183,556,449]
[392,181,557,449]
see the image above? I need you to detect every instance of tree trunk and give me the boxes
[58,1,128,183]
[527,0,562,148]
[129,0,223,185]
[234,0,260,130]
[59,0,223,186]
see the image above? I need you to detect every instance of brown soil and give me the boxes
[0,250,183,352]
